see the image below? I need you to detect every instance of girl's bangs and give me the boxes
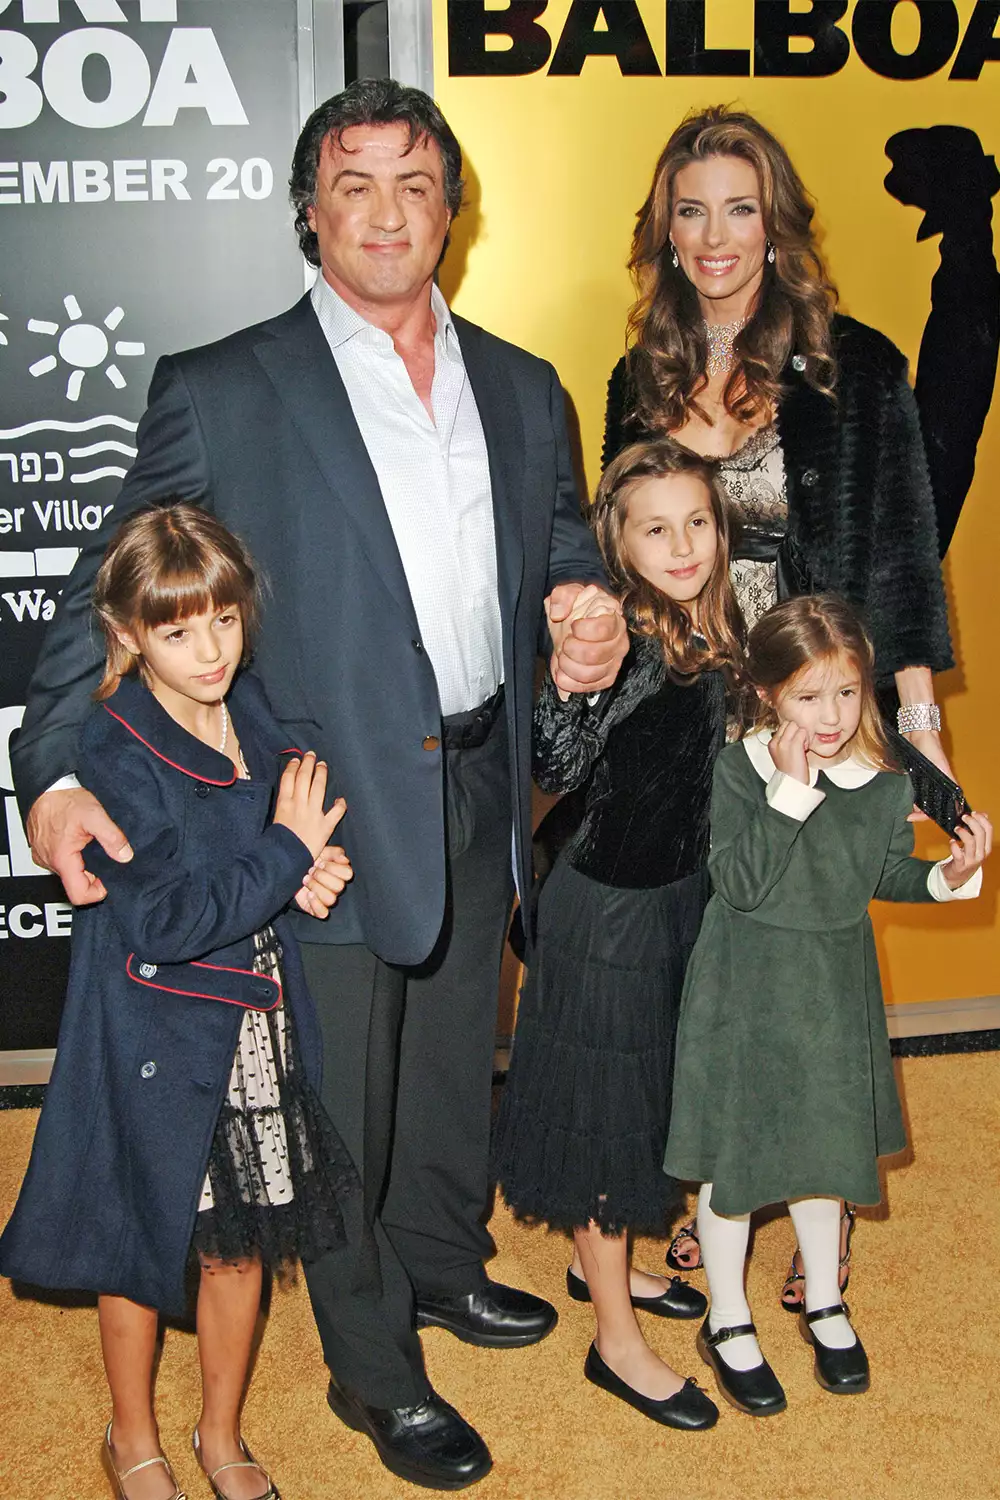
[134,558,250,630]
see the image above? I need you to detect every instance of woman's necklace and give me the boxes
[704,315,747,378]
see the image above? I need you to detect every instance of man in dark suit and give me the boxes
[17,80,626,1490]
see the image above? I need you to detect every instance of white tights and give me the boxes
[697,1184,856,1370]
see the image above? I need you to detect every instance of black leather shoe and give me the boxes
[696,1317,787,1416]
[566,1266,707,1320]
[584,1343,719,1430]
[326,1378,492,1491]
[415,1281,557,1348]
[799,1304,870,1394]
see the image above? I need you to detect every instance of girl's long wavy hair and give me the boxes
[745,594,895,771]
[92,502,261,701]
[592,440,744,685]
[627,106,838,432]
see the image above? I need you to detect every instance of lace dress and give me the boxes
[718,423,787,633]
[192,753,358,1266]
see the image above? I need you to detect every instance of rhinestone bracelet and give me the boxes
[897,702,941,734]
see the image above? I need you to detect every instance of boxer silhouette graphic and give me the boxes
[885,126,1000,556]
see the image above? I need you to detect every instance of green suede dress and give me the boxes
[664,734,949,1216]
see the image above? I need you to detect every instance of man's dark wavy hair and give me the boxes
[289,78,465,266]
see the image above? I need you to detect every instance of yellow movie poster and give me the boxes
[433,0,1000,1012]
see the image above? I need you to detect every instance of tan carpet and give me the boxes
[1,1052,997,1500]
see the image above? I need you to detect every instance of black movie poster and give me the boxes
[0,0,310,1055]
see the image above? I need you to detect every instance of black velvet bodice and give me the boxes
[532,634,726,890]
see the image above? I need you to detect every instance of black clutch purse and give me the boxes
[885,726,972,836]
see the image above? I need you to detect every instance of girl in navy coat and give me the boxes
[0,505,358,1500]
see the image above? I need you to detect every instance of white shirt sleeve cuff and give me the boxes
[927,860,983,902]
[46,773,81,793]
[765,770,826,822]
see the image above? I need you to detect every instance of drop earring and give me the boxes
[671,242,679,269]
[767,242,776,264]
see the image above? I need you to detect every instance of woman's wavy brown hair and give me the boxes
[592,439,745,685]
[745,593,895,771]
[627,105,838,432]
[92,502,261,701]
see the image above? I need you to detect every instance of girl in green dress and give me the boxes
[664,593,991,1414]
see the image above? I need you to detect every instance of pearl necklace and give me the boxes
[218,699,229,753]
[704,315,747,378]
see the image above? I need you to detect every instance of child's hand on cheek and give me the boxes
[768,721,811,785]
[943,810,993,888]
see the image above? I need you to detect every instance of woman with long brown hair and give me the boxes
[603,105,955,1312]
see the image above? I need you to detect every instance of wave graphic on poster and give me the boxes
[0,416,139,440]
[66,439,138,484]
[1,416,137,480]
[0,418,137,569]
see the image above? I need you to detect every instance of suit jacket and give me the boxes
[603,315,953,681]
[0,672,321,1314]
[14,294,605,966]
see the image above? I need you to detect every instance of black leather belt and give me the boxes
[733,528,783,563]
[441,686,505,751]
[732,529,812,600]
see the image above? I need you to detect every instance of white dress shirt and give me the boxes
[310,275,502,718]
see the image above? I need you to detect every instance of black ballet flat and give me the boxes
[696,1317,787,1416]
[584,1344,719,1430]
[799,1304,870,1394]
[566,1267,707,1320]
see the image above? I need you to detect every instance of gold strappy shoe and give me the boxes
[192,1429,279,1500]
[102,1423,186,1500]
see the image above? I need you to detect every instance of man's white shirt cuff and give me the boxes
[47,773,81,793]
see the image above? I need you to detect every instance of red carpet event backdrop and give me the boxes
[0,1,307,1051]
[0,0,998,1052]
[433,0,1000,1011]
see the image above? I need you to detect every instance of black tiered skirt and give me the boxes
[493,858,708,1237]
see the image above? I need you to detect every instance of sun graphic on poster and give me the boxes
[27,295,145,402]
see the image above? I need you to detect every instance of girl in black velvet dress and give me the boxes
[493,441,743,1431]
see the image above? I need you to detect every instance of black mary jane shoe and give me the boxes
[696,1317,787,1416]
[566,1266,707,1320]
[584,1344,719,1430]
[415,1280,557,1348]
[799,1304,870,1394]
[326,1378,492,1491]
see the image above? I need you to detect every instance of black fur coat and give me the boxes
[603,315,953,680]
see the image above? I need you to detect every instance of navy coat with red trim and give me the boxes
[0,671,320,1314]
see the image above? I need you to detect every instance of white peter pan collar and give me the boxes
[742,729,880,789]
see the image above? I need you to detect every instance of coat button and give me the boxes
[140,1060,157,1079]
[195,783,210,798]
[422,735,440,752]
[801,467,819,488]
[412,639,424,654]
[139,962,157,979]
